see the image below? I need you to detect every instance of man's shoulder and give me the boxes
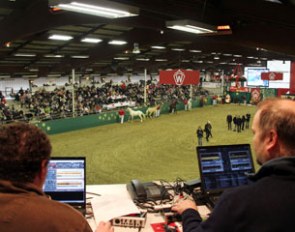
[38,198,91,230]
[33,196,85,218]
[1,194,91,232]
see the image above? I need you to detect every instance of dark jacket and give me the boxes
[197,128,203,138]
[181,157,295,232]
[0,180,92,232]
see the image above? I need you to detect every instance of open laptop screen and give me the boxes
[43,157,86,209]
[196,144,255,193]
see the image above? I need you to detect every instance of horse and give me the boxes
[146,104,160,118]
[126,107,145,122]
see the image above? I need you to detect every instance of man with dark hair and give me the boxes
[0,122,113,232]
[226,114,232,130]
[204,121,212,142]
[172,98,295,232]
[236,115,242,133]
[245,113,251,129]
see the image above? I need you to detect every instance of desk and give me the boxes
[86,184,210,232]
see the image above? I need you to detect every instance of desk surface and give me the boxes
[86,184,210,232]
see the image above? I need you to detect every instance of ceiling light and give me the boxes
[14,53,36,57]
[151,46,166,50]
[71,55,89,59]
[132,49,140,54]
[155,59,167,62]
[108,40,127,45]
[44,54,64,58]
[132,43,140,54]
[166,20,216,34]
[136,58,150,61]
[264,0,282,3]
[171,48,185,51]
[49,0,139,18]
[81,38,102,43]
[217,25,231,30]
[214,56,220,60]
[189,49,202,53]
[256,47,268,52]
[49,34,73,41]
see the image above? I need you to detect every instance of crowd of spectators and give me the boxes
[0,79,210,124]
[1,91,27,123]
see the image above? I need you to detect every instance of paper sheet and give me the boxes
[91,195,140,223]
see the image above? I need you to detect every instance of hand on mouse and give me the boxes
[171,199,198,215]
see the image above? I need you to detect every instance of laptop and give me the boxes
[43,157,86,215]
[196,144,255,209]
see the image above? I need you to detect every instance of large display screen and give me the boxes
[266,60,291,88]
[267,60,291,72]
[245,67,269,87]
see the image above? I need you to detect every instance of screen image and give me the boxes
[43,157,86,205]
[245,67,269,87]
[197,144,254,192]
[267,60,291,72]
[266,60,291,88]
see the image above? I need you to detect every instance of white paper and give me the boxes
[91,195,140,223]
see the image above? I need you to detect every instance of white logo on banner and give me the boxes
[269,72,275,80]
[173,69,185,86]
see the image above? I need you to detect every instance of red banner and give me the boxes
[261,72,283,80]
[159,69,200,85]
[229,86,249,92]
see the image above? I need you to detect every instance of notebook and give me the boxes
[43,157,86,215]
[196,144,255,208]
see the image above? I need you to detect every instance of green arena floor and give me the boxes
[49,104,258,185]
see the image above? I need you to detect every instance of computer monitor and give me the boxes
[43,157,86,212]
[196,144,255,194]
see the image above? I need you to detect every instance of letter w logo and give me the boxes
[173,69,185,86]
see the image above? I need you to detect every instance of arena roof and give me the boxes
[0,0,295,78]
